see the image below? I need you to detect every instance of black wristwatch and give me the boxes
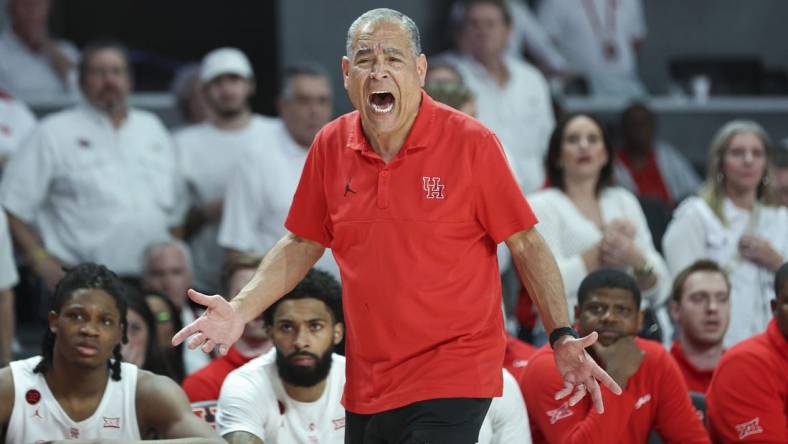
[549,326,579,349]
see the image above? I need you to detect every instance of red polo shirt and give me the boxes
[521,338,710,444]
[707,319,788,443]
[669,340,717,394]
[182,346,257,402]
[504,334,537,382]
[285,92,537,414]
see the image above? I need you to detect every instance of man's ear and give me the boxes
[341,57,350,90]
[417,54,427,87]
[48,310,59,334]
[333,322,345,345]
[574,304,581,322]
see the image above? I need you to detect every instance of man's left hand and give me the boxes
[553,331,622,413]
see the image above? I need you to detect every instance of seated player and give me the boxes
[0,263,222,443]
[706,262,788,443]
[668,260,730,393]
[216,269,346,443]
[521,269,709,443]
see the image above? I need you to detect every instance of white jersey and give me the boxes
[6,356,141,443]
[478,369,532,444]
[217,349,346,444]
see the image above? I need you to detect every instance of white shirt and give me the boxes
[218,119,340,278]
[0,93,36,162]
[444,53,555,193]
[528,187,669,320]
[0,104,182,276]
[6,356,140,443]
[537,0,647,97]
[174,115,278,292]
[663,197,788,346]
[180,306,211,375]
[0,210,18,290]
[506,0,569,73]
[217,349,346,444]
[0,29,80,102]
[478,369,532,444]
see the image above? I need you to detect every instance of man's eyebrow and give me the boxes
[354,48,373,58]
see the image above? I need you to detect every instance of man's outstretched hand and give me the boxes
[171,289,245,355]
[553,331,622,413]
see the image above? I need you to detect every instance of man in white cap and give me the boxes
[218,63,340,279]
[174,47,277,294]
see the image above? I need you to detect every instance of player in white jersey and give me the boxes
[217,269,346,444]
[0,263,222,443]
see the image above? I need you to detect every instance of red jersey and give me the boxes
[285,92,537,414]
[670,340,716,394]
[504,334,537,382]
[707,319,788,443]
[182,345,256,402]
[521,338,710,444]
[617,149,672,207]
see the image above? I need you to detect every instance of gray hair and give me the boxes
[142,239,194,276]
[345,8,421,58]
[279,62,332,101]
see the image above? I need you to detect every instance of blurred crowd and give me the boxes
[0,0,786,443]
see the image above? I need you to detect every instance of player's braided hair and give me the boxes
[33,263,129,381]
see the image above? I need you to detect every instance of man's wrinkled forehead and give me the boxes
[350,21,414,56]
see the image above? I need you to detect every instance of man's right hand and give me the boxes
[591,336,644,390]
[34,256,65,293]
[171,289,245,355]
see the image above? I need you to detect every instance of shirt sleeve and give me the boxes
[625,0,647,41]
[216,370,268,440]
[707,351,788,443]
[490,369,532,444]
[0,211,18,289]
[651,351,711,443]
[284,131,333,247]
[473,132,538,244]
[536,0,563,40]
[0,125,56,222]
[662,198,708,277]
[521,351,637,444]
[218,156,264,252]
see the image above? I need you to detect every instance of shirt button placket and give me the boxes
[377,169,390,209]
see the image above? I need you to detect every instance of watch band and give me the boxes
[549,326,579,349]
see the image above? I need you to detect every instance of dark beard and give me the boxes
[276,348,333,387]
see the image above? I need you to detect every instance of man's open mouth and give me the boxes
[368,91,395,114]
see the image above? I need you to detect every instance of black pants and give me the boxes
[345,398,492,444]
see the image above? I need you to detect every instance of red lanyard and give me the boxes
[581,0,618,42]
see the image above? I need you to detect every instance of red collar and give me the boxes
[766,319,788,362]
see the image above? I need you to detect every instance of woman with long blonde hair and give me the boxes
[663,120,787,346]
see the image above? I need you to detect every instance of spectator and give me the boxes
[775,139,788,207]
[663,120,787,347]
[141,240,210,376]
[0,211,17,367]
[216,269,345,443]
[521,269,709,443]
[504,0,570,78]
[175,47,276,293]
[614,102,701,208]
[170,63,212,126]
[0,40,183,292]
[144,291,185,382]
[706,262,788,443]
[0,0,79,101]
[668,260,730,393]
[182,254,273,402]
[425,79,477,117]
[424,58,464,84]
[537,0,647,97]
[478,369,532,444]
[443,0,555,193]
[0,89,36,172]
[0,263,222,443]
[529,113,669,321]
[121,284,175,379]
[218,63,339,278]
